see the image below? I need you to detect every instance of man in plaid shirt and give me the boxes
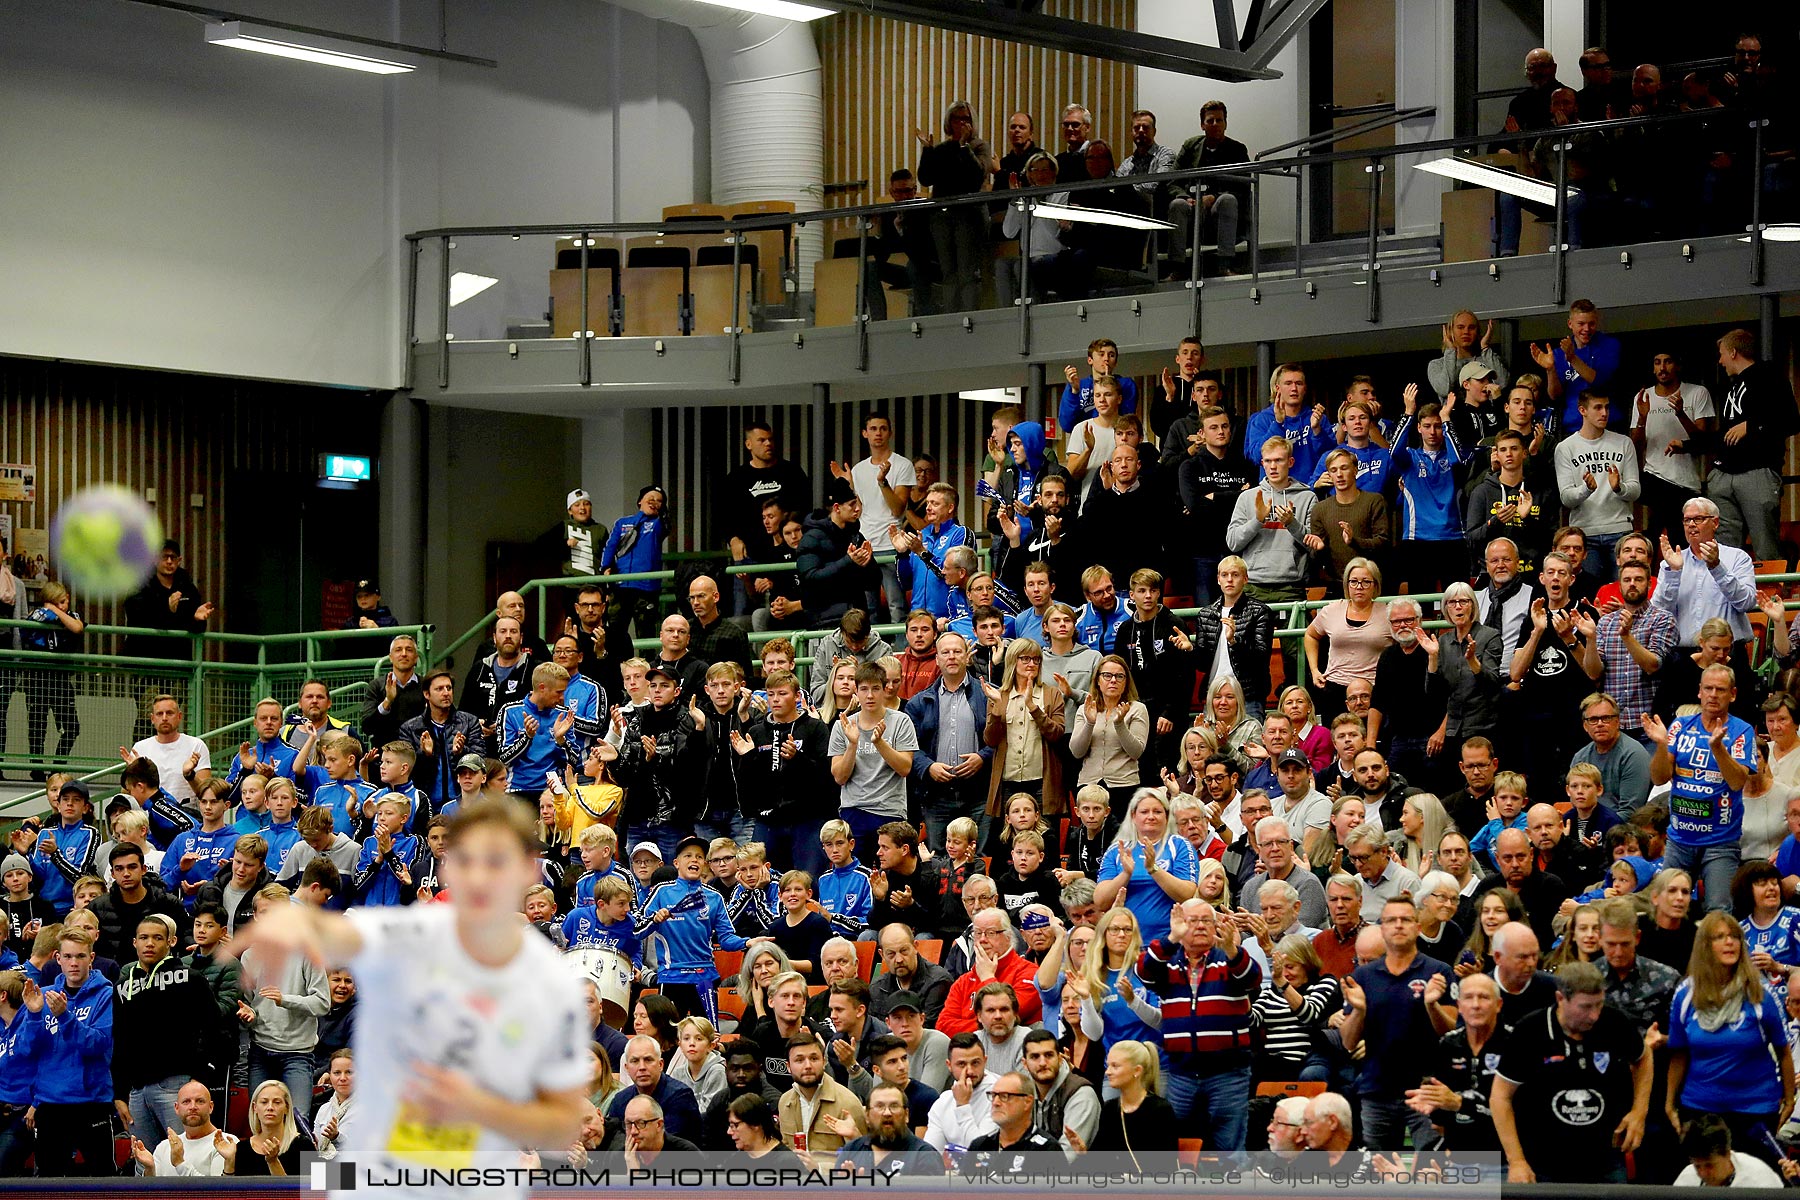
[1580,560,1675,749]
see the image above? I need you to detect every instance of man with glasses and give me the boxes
[1246,815,1329,929]
[1054,104,1092,184]
[1343,825,1422,925]
[1570,692,1652,813]
[1443,739,1501,850]
[937,909,1042,1034]
[619,1094,697,1166]
[834,1083,944,1176]
[606,1034,702,1146]
[965,1071,1060,1173]
[1649,497,1756,644]
[1072,567,1127,654]
[1221,786,1271,900]
[1264,1096,1311,1161]
[1367,597,1447,790]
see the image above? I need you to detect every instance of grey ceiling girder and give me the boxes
[1242,0,1332,69]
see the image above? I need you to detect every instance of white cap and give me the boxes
[567,488,591,509]
[630,841,662,859]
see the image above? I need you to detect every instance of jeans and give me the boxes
[840,807,898,866]
[694,813,755,846]
[627,822,691,866]
[1706,468,1784,560]
[1359,1095,1440,1150]
[754,819,830,877]
[1386,735,1436,794]
[0,1106,29,1177]
[1163,1063,1251,1151]
[250,1045,318,1112]
[128,1074,190,1160]
[32,1101,116,1176]
[927,206,985,315]
[1496,190,1591,255]
[1665,838,1741,912]
[918,779,990,853]
[876,559,908,624]
[1169,193,1242,268]
[1584,533,1622,585]
[1190,557,1222,607]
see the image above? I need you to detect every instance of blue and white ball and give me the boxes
[50,485,163,600]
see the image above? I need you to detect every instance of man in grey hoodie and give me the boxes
[235,885,329,1110]
[1227,437,1323,689]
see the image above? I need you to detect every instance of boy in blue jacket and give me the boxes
[497,664,573,802]
[118,758,196,853]
[816,820,873,938]
[32,926,115,1175]
[296,732,378,840]
[561,875,645,974]
[572,825,633,909]
[601,484,669,648]
[160,781,242,909]
[351,796,419,907]
[0,968,43,1173]
[31,781,100,917]
[638,836,752,1022]
[364,741,429,832]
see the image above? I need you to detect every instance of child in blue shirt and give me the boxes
[230,774,272,834]
[562,874,645,971]
[297,732,378,840]
[160,780,242,909]
[365,741,428,834]
[259,778,305,880]
[572,825,634,909]
[1468,772,1531,871]
[629,842,663,912]
[726,843,780,936]
[351,796,419,907]
[117,757,195,852]
[815,820,873,939]
[31,780,100,916]
[639,836,750,1023]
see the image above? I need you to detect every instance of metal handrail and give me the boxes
[1255,105,1437,159]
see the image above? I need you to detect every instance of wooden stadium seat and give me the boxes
[813,255,861,327]
[715,949,745,980]
[725,201,795,305]
[915,938,943,963]
[856,939,878,981]
[690,260,753,335]
[1256,1080,1325,1099]
[622,241,689,337]
[663,203,729,221]
[549,238,622,337]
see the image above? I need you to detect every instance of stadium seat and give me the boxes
[1177,1138,1205,1167]
[690,245,755,336]
[856,939,877,981]
[715,949,745,980]
[916,939,943,963]
[726,200,795,305]
[663,203,729,221]
[1255,1080,1325,1099]
[716,988,747,1022]
[621,241,690,337]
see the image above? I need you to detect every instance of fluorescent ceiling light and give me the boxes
[688,0,834,21]
[448,272,499,306]
[1413,157,1570,206]
[206,21,415,74]
[1739,224,1800,243]
[959,388,1023,403]
[1031,201,1176,232]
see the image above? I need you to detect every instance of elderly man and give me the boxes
[1648,497,1757,644]
[1343,825,1422,925]
[1245,817,1329,929]
[965,1069,1061,1172]
[1475,828,1569,944]
[1488,922,1558,1025]
[621,1095,698,1166]
[1136,897,1260,1149]
[1312,873,1366,978]
[1473,539,1537,662]
[1299,1092,1359,1167]
[943,873,1004,971]
[1242,714,1294,796]
[1645,661,1757,911]
[1408,971,1506,1152]
[806,938,864,1024]
[938,908,1042,1034]
[871,923,953,1024]
[904,632,992,852]
[1222,787,1272,901]
[1368,598,1447,788]
[1242,876,1318,988]
[778,1032,868,1157]
[1265,1096,1311,1161]
[607,1034,702,1146]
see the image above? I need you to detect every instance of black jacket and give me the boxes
[90,878,190,964]
[1080,483,1163,585]
[195,862,275,933]
[689,702,750,824]
[359,671,427,749]
[737,714,835,827]
[399,708,489,812]
[111,955,216,1097]
[462,650,537,727]
[616,703,695,827]
[795,512,879,624]
[1192,595,1274,706]
[122,569,208,660]
[1178,447,1256,557]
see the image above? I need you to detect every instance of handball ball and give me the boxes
[50,486,163,601]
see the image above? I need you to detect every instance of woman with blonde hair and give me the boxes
[227,1080,312,1175]
[1195,856,1231,908]
[1544,902,1603,969]
[1071,654,1150,812]
[1076,908,1161,1061]
[1387,792,1451,876]
[1092,787,1199,944]
[1166,725,1222,797]
[1303,557,1391,720]
[1077,1039,1178,1169]
[816,657,859,724]
[1278,685,1332,770]
[1308,795,1370,876]
[1250,933,1339,1082]
[1667,912,1795,1162]
[982,637,1066,829]
[1202,673,1264,775]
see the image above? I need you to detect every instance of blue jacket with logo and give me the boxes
[225,738,300,784]
[498,699,570,794]
[817,862,874,937]
[900,520,973,618]
[300,769,379,840]
[0,1006,43,1105]
[1075,602,1128,654]
[601,513,667,594]
[1389,413,1467,542]
[31,819,100,915]
[353,833,421,907]
[636,878,746,983]
[1243,404,1328,485]
[36,971,113,1105]
[160,826,243,908]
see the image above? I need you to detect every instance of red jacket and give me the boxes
[898,648,940,701]
[935,949,1043,1034]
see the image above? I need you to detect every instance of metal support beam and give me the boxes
[1255,342,1276,426]
[1026,362,1047,426]
[811,383,831,510]
[1243,0,1332,69]
[805,0,1280,79]
[1212,0,1241,51]
[436,236,450,391]
[1762,294,1779,368]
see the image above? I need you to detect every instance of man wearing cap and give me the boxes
[32,780,101,917]
[871,923,954,1023]
[617,664,698,863]
[602,485,669,655]
[565,489,600,578]
[1270,748,1329,841]
[341,580,397,631]
[797,477,882,629]
[881,988,951,1092]
[400,670,487,815]
[1447,361,1506,454]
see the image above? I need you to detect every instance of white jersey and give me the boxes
[335,904,589,1199]
[131,733,211,802]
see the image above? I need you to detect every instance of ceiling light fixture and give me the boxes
[1030,201,1176,232]
[448,273,499,306]
[206,20,414,73]
[688,0,835,22]
[958,388,1023,403]
[1413,156,1570,206]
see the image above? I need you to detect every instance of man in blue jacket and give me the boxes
[224,700,300,787]
[601,484,668,654]
[33,926,115,1176]
[1242,363,1328,484]
[903,633,992,852]
[496,663,573,803]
